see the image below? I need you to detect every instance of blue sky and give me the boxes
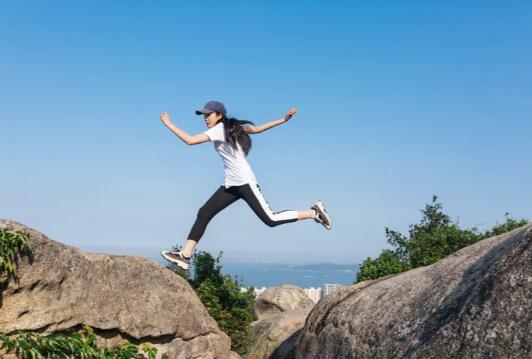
[1,0,531,264]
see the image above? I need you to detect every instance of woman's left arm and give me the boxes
[245,107,297,134]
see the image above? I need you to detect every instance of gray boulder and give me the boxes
[245,309,308,359]
[295,223,532,359]
[0,219,240,359]
[245,285,314,359]
[253,285,314,321]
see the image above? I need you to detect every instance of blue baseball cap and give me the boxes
[195,101,227,116]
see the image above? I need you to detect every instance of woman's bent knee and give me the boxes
[263,219,278,227]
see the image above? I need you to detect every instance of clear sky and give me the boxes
[1,0,531,264]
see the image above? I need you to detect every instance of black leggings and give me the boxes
[188,183,299,242]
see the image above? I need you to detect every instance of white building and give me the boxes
[323,283,345,296]
[304,287,322,303]
[253,286,268,297]
[240,286,268,297]
[241,285,342,302]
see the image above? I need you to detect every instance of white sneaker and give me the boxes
[311,201,332,230]
[161,250,191,270]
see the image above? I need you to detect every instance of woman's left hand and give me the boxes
[284,107,297,121]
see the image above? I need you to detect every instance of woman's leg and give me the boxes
[237,183,314,227]
[182,186,240,256]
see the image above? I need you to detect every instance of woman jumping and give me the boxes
[160,100,332,270]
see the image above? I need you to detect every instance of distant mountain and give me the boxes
[289,263,357,272]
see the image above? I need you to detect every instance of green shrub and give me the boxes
[0,325,168,358]
[481,212,528,238]
[356,250,410,283]
[407,223,481,268]
[0,228,29,279]
[355,196,528,283]
[169,251,255,355]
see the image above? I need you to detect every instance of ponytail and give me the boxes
[219,116,255,156]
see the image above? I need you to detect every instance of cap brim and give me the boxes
[195,108,214,115]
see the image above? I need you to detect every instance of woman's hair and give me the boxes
[217,115,255,155]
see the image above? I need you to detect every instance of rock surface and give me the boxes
[245,309,309,359]
[295,223,532,359]
[245,285,314,359]
[253,285,314,321]
[0,219,241,359]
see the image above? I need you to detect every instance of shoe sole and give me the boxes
[315,201,332,230]
[161,251,189,270]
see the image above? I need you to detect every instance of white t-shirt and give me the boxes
[203,122,258,188]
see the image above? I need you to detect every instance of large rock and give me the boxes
[245,309,308,359]
[245,285,314,359]
[253,285,314,321]
[295,223,532,359]
[0,219,240,359]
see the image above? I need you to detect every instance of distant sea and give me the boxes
[220,262,358,289]
[148,255,358,289]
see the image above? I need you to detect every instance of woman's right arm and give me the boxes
[160,112,209,145]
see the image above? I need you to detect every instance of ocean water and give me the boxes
[221,262,358,289]
[151,255,358,289]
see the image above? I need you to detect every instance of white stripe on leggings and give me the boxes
[250,184,299,221]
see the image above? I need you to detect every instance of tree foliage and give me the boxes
[0,228,29,279]
[169,251,255,355]
[0,325,168,359]
[356,250,410,282]
[355,196,528,283]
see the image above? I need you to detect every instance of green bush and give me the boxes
[169,251,255,355]
[0,325,168,359]
[355,196,528,283]
[481,212,528,238]
[356,250,410,282]
[0,228,29,279]
[407,223,481,268]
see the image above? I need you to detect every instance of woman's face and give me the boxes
[204,112,223,128]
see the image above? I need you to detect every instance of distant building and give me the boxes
[304,287,322,303]
[323,283,345,296]
[240,286,268,297]
[254,286,267,297]
[241,285,341,302]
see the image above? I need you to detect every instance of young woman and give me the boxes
[160,100,332,270]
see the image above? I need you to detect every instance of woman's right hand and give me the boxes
[160,112,173,127]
